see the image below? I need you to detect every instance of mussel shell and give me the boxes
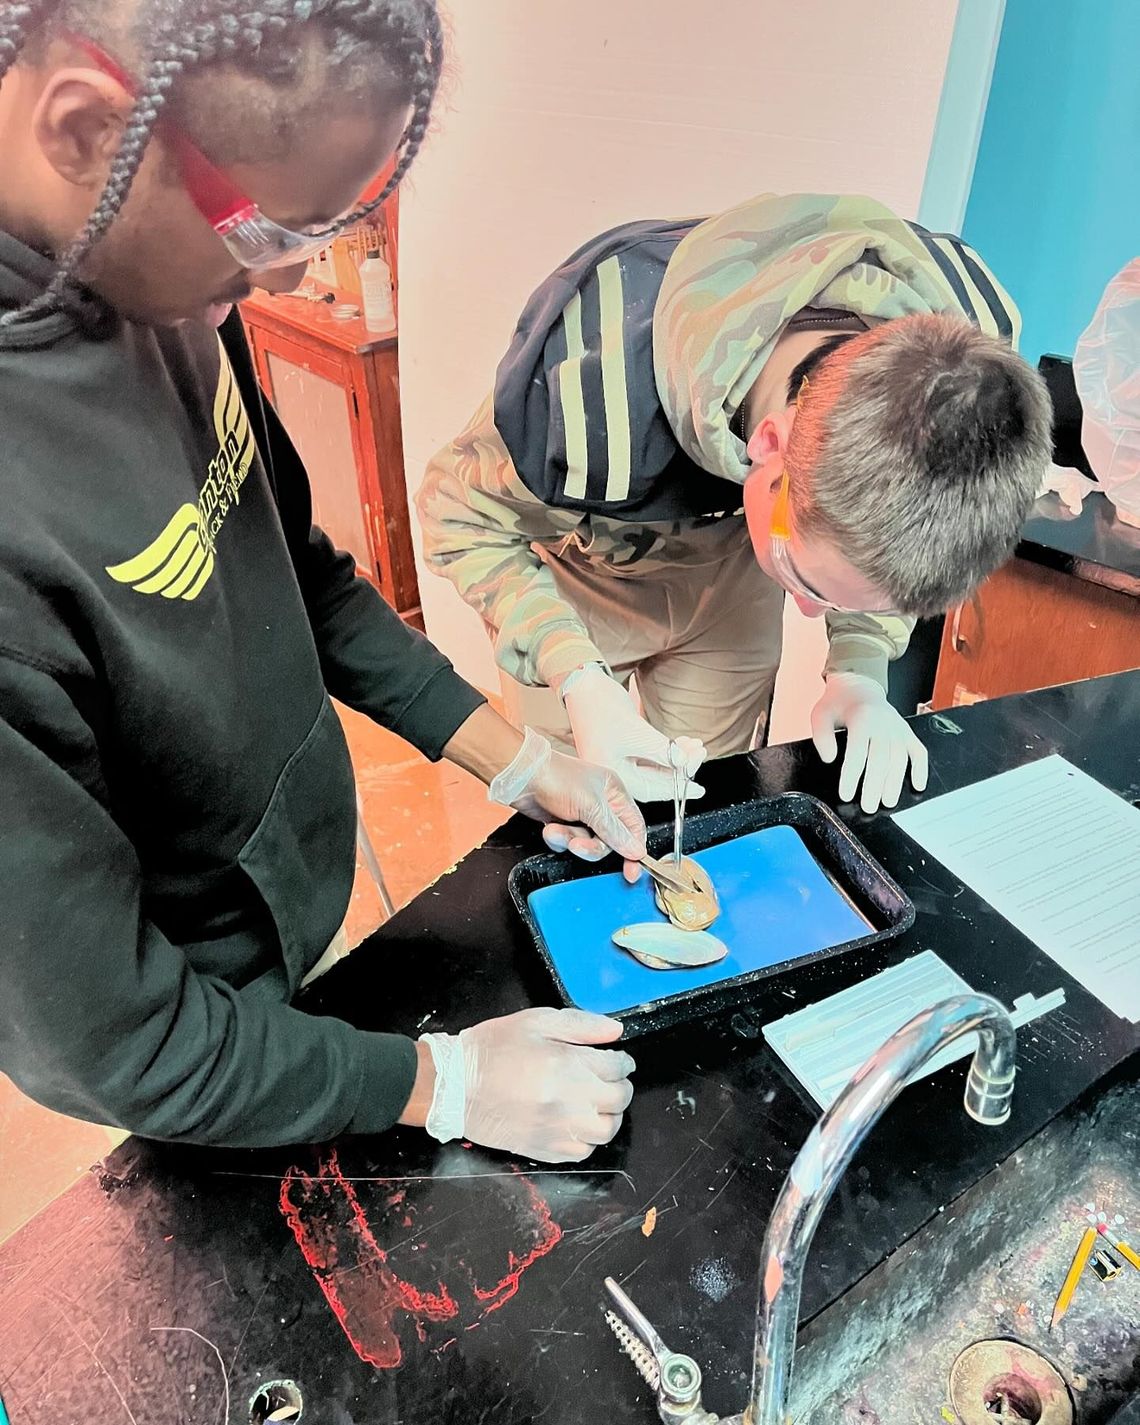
[612,922,728,969]
[652,856,719,931]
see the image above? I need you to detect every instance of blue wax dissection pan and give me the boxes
[507,793,914,1035]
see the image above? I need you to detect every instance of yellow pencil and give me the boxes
[1052,1227,1096,1329]
[1099,1227,1140,1273]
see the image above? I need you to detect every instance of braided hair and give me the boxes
[0,1,61,76]
[0,0,443,323]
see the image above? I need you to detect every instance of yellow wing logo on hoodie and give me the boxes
[105,502,215,601]
[106,342,254,601]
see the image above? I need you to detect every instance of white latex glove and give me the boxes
[810,672,929,814]
[560,664,706,803]
[489,726,647,864]
[420,1008,636,1162]
[1037,461,1097,516]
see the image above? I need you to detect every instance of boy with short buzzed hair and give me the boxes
[418,193,1053,815]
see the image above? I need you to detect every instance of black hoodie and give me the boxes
[0,235,485,1146]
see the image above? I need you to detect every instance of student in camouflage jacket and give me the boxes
[418,193,1051,814]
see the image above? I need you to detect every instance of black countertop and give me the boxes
[1018,489,1140,597]
[2,674,1139,1425]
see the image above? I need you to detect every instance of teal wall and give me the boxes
[961,0,1140,364]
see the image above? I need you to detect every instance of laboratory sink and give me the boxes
[787,1067,1140,1424]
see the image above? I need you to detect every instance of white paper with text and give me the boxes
[894,756,1140,1022]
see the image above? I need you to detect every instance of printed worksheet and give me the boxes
[894,755,1140,1022]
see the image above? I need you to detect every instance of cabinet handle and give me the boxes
[371,510,391,583]
[950,592,984,654]
[362,502,384,584]
[950,603,967,652]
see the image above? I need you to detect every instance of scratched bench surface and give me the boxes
[2,673,1138,1425]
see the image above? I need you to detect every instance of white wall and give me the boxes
[399,0,958,738]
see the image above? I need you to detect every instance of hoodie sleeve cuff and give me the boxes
[535,631,610,690]
[346,1030,420,1135]
[824,634,891,690]
[387,667,487,762]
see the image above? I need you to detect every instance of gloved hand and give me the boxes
[420,1008,636,1162]
[560,664,706,803]
[810,672,929,814]
[489,725,648,865]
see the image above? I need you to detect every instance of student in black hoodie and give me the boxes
[0,0,648,1163]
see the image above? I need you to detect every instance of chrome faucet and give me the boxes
[604,993,1017,1425]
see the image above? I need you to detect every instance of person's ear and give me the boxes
[746,405,796,481]
[33,70,132,188]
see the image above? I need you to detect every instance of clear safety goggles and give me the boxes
[769,468,900,616]
[68,33,380,272]
[767,373,900,616]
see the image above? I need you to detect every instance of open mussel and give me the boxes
[612,922,727,970]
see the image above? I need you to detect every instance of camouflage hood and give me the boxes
[652,192,981,483]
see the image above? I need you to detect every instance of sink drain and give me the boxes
[949,1341,1072,1425]
[249,1380,303,1423]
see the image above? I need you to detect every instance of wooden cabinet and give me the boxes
[932,557,1140,709]
[240,289,422,629]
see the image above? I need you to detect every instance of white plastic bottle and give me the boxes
[308,247,336,288]
[359,248,395,333]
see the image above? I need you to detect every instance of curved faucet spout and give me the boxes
[746,993,1017,1425]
